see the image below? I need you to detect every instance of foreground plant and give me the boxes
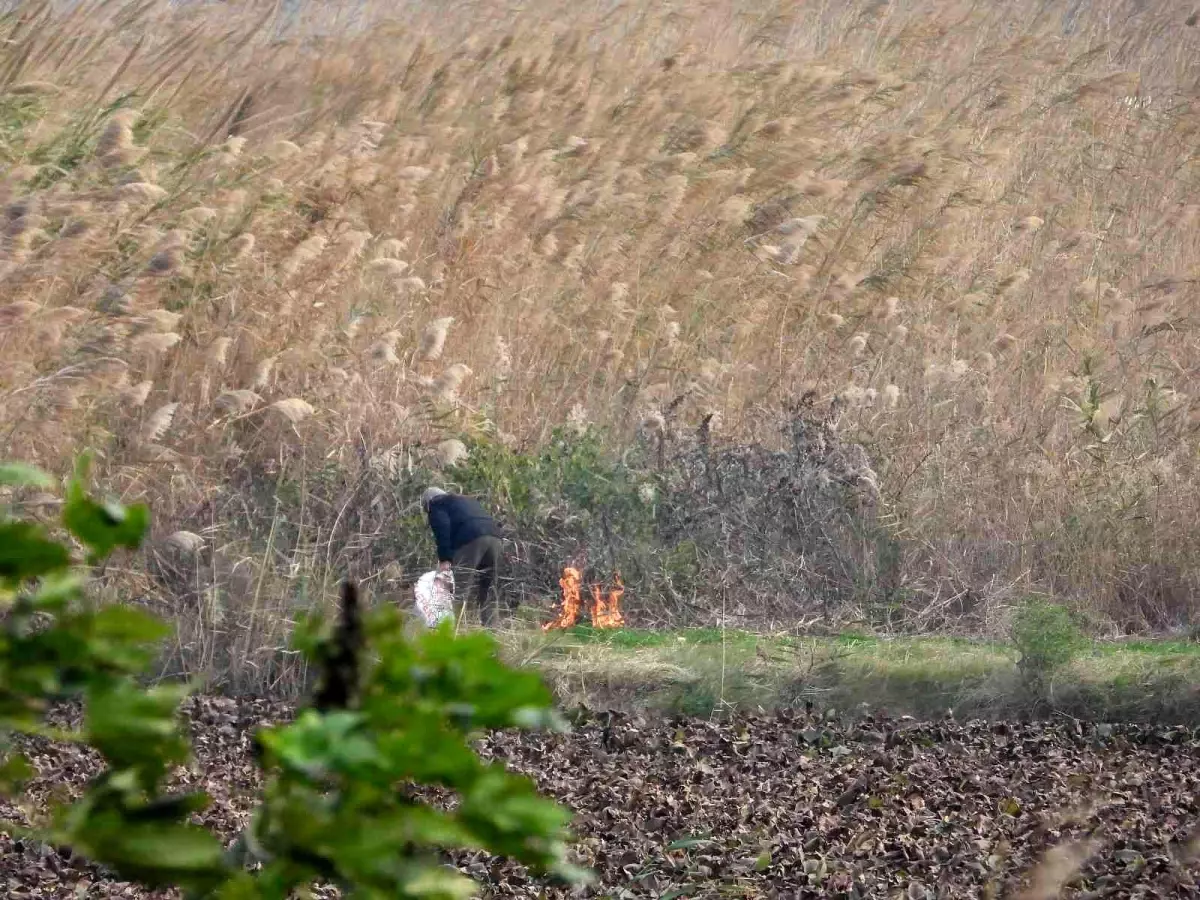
[0,455,589,898]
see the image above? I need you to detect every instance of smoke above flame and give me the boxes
[543,567,625,631]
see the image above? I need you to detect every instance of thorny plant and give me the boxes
[649,396,890,629]
[0,455,589,898]
[2,0,1200,690]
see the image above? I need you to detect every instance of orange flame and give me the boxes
[591,572,625,629]
[543,566,583,631]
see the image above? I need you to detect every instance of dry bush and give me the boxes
[649,401,890,630]
[3,0,1200,687]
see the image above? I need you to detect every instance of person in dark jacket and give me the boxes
[421,487,508,626]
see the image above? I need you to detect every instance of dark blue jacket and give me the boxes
[427,494,500,562]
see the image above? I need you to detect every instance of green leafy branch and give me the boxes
[0,454,591,899]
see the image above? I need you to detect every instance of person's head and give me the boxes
[421,486,448,511]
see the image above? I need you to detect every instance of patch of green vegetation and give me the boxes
[0,95,46,156]
[833,632,877,649]
[670,682,721,718]
[27,97,138,188]
[258,184,292,209]
[453,428,653,530]
[1091,639,1200,657]
[159,275,222,312]
[832,634,1014,659]
[559,625,762,649]
[503,627,1200,724]
[132,106,169,145]
[1011,597,1087,682]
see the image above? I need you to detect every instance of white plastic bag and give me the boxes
[414,569,455,628]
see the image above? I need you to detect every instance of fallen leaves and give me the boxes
[3,701,1200,898]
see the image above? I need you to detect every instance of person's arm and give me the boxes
[427,503,456,565]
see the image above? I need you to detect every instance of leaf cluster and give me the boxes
[0,454,589,898]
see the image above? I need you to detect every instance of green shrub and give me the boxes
[453,427,652,527]
[448,427,656,598]
[1011,598,1087,682]
[0,454,590,898]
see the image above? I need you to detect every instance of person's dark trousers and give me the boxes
[451,535,505,626]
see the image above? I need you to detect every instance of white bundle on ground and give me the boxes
[414,569,455,627]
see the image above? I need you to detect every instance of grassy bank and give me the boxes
[498,625,1200,725]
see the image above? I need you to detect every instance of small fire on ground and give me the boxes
[543,566,625,631]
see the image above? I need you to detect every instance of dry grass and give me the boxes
[3,0,1200,687]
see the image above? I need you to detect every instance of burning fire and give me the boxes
[543,567,626,631]
[591,573,625,629]
[543,566,583,631]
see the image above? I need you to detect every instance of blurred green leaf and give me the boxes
[62,455,149,563]
[86,604,172,672]
[0,463,54,489]
[212,872,262,900]
[85,681,192,785]
[0,752,34,795]
[62,496,149,564]
[68,813,227,890]
[1,453,590,900]
[27,571,84,612]
[395,864,476,900]
[0,522,71,580]
[258,710,377,780]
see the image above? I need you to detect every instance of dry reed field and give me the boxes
[3,0,1200,689]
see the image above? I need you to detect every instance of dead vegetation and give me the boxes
[4,699,1200,898]
[3,0,1200,688]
